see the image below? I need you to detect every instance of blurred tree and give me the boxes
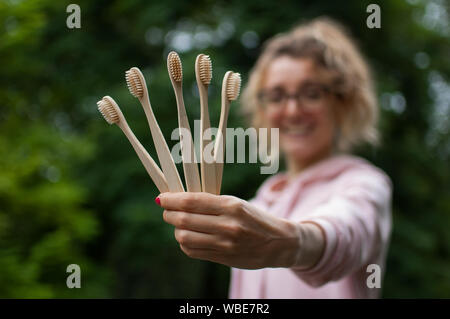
[0,0,448,297]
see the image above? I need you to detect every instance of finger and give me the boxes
[158,192,242,216]
[158,192,221,215]
[179,244,230,265]
[163,210,224,234]
[174,228,232,251]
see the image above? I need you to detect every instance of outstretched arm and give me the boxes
[157,192,325,270]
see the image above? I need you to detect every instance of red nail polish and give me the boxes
[155,196,161,206]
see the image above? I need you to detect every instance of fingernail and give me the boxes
[155,196,161,206]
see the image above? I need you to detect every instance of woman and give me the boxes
[156,17,392,299]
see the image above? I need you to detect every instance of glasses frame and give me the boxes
[257,83,334,111]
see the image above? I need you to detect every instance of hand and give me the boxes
[158,192,302,269]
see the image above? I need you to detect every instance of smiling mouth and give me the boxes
[281,123,315,137]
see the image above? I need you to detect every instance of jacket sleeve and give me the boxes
[290,168,392,287]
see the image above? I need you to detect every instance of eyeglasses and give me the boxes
[258,83,332,110]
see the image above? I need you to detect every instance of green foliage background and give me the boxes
[0,0,449,298]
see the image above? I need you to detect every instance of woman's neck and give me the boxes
[286,149,334,179]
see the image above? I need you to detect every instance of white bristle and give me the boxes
[97,97,119,124]
[125,68,144,98]
[199,55,212,85]
[227,72,241,101]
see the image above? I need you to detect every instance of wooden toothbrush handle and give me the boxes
[214,100,230,195]
[118,122,169,193]
[199,87,217,194]
[141,97,185,193]
[175,87,202,192]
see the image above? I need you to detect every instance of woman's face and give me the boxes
[261,56,338,168]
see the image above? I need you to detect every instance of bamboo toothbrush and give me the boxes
[213,72,241,194]
[195,54,217,193]
[125,67,184,193]
[97,96,169,193]
[167,51,202,192]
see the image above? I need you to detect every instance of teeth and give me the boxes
[282,124,313,135]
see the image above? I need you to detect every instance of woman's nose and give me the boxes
[284,97,304,117]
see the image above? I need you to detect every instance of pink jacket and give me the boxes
[229,154,392,299]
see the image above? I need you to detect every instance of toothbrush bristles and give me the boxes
[168,51,183,82]
[227,72,241,101]
[125,68,144,98]
[199,55,212,85]
[97,97,119,124]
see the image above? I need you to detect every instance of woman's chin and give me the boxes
[282,136,312,153]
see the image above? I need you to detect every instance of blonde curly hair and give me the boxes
[242,17,379,152]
